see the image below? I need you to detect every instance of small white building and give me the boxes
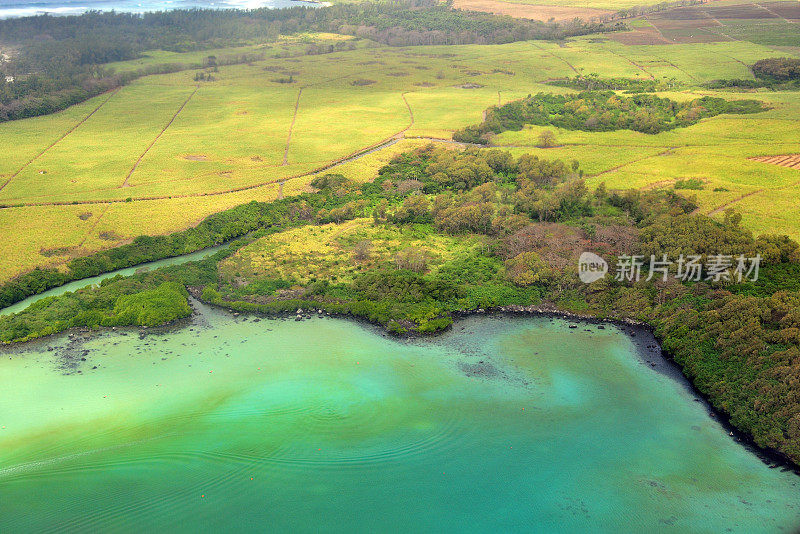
[4,76,13,83]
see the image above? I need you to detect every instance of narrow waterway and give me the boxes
[0,244,226,317]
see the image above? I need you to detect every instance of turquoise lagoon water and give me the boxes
[0,306,798,532]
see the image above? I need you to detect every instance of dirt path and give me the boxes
[753,3,795,24]
[282,88,303,166]
[530,42,579,75]
[699,9,726,28]
[707,189,766,216]
[121,86,198,188]
[712,49,751,68]
[605,49,655,79]
[642,17,675,44]
[0,88,120,193]
[706,175,800,216]
[697,26,739,42]
[77,202,113,247]
[654,56,700,83]
[589,147,677,178]
[400,92,415,133]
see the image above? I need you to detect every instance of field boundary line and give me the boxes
[283,88,303,166]
[530,42,579,75]
[400,91,415,133]
[78,202,113,247]
[0,88,120,193]
[699,9,725,27]
[605,49,655,79]
[654,56,700,83]
[711,49,750,67]
[753,3,794,24]
[121,86,199,188]
[641,17,675,44]
[707,188,766,215]
[697,26,739,42]
[588,146,677,178]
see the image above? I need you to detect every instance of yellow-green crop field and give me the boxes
[1,30,799,283]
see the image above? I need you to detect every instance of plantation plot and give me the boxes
[127,86,300,189]
[286,87,411,164]
[0,96,114,188]
[0,204,107,279]
[405,88,505,139]
[733,181,800,238]
[0,84,198,203]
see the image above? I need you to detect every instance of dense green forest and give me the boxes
[0,1,619,121]
[1,144,799,466]
[453,91,767,143]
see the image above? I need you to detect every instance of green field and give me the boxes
[1,26,799,283]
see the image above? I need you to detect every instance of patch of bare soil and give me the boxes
[610,28,674,45]
[750,154,800,170]
[40,246,80,257]
[452,0,613,21]
[184,155,209,161]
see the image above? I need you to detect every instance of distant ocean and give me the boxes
[0,0,317,19]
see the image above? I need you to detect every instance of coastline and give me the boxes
[5,294,798,475]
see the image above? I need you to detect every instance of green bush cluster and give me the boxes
[453,91,767,143]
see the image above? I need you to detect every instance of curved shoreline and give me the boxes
[5,295,798,476]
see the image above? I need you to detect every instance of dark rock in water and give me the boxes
[295,315,303,321]
[458,360,500,379]
[568,324,577,329]
[92,366,97,370]
[597,325,605,329]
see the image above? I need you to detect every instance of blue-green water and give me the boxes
[0,306,798,532]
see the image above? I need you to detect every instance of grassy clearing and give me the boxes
[219,218,480,285]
